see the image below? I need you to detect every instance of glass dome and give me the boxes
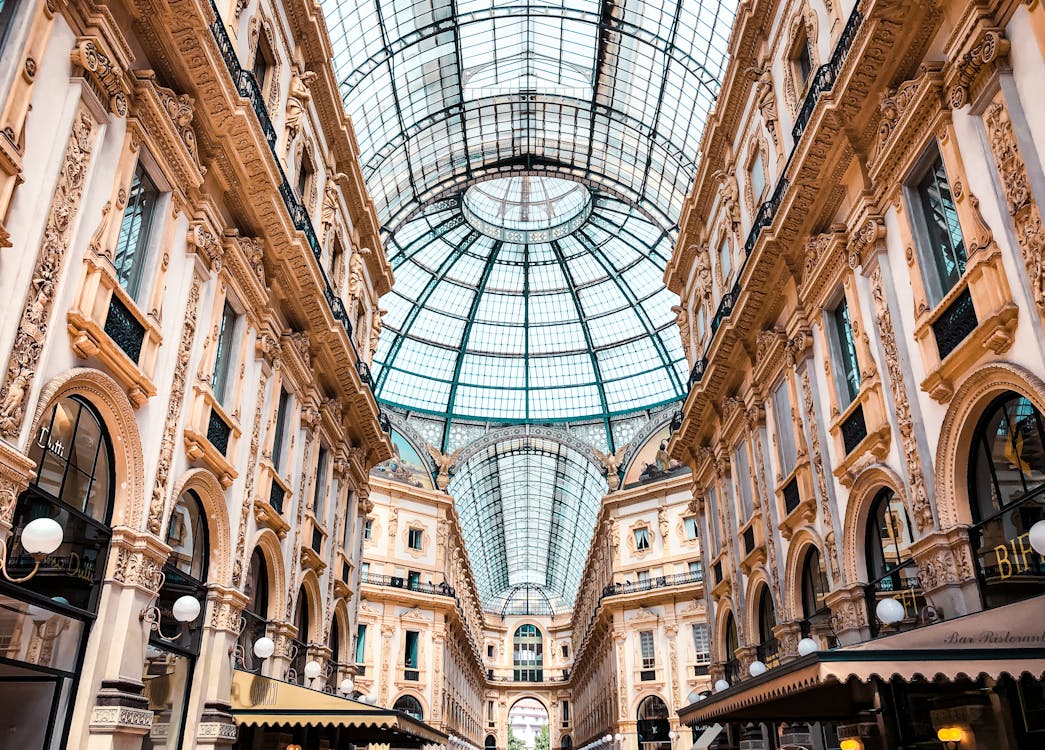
[463,176,592,241]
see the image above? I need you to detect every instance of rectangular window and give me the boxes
[734,441,754,520]
[408,528,423,550]
[211,302,239,404]
[795,33,814,84]
[271,388,291,473]
[691,623,710,663]
[750,150,766,202]
[772,378,797,477]
[487,645,495,658]
[689,560,703,578]
[562,700,570,726]
[684,516,700,540]
[488,700,495,722]
[360,562,369,578]
[830,295,861,404]
[719,236,732,284]
[639,630,656,670]
[404,630,419,669]
[561,643,569,658]
[113,162,160,302]
[297,149,314,202]
[407,570,420,589]
[313,445,329,519]
[911,149,967,304]
[0,0,21,54]
[633,527,650,551]
[363,519,373,541]
[637,569,650,582]
[355,623,367,663]
[706,486,720,552]
[251,36,271,95]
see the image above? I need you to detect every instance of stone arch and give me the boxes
[782,526,826,620]
[508,694,548,713]
[250,529,287,621]
[713,598,738,661]
[633,690,669,717]
[30,368,145,529]
[330,597,352,660]
[841,463,909,584]
[392,689,428,719]
[744,576,776,645]
[297,568,324,642]
[934,362,1045,529]
[168,468,233,585]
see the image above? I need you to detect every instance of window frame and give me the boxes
[639,630,656,670]
[683,516,700,540]
[210,300,241,405]
[270,387,292,474]
[407,526,424,550]
[313,444,329,520]
[112,158,166,303]
[827,292,862,406]
[633,526,651,551]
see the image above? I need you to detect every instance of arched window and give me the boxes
[236,548,270,672]
[513,624,544,681]
[723,612,739,683]
[291,587,311,683]
[485,735,497,750]
[325,616,341,693]
[393,695,424,720]
[865,488,920,634]
[636,695,670,750]
[144,490,210,750]
[756,587,779,667]
[968,392,1045,608]
[799,546,834,645]
[562,736,572,750]
[4,396,116,749]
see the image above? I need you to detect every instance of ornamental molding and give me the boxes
[90,706,154,732]
[70,36,131,117]
[946,27,1009,110]
[232,372,270,587]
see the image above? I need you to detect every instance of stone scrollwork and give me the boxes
[798,370,841,582]
[70,37,130,116]
[232,374,269,587]
[0,106,97,439]
[984,100,1045,320]
[948,29,1009,110]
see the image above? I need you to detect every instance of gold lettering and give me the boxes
[995,544,1013,579]
[1016,532,1033,573]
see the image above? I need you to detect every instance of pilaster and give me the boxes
[824,583,870,646]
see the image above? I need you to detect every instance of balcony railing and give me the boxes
[686,5,863,391]
[840,403,868,455]
[360,573,456,598]
[205,1,391,423]
[933,287,977,360]
[602,570,703,598]
[104,296,146,362]
[206,409,232,455]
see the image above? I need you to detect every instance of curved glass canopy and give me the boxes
[447,436,604,611]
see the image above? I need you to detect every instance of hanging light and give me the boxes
[1028,520,1045,556]
[748,660,767,677]
[253,636,276,660]
[875,597,905,626]
[713,678,729,692]
[0,517,65,583]
[797,637,819,656]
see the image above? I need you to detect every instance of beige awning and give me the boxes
[679,596,1045,725]
[231,670,448,746]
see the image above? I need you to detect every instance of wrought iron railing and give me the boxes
[933,287,977,360]
[756,637,780,668]
[863,559,931,637]
[782,476,801,516]
[104,296,146,363]
[233,610,268,674]
[205,1,394,426]
[840,403,868,455]
[686,5,863,391]
[360,572,456,598]
[601,570,703,598]
[207,409,232,455]
[268,480,286,514]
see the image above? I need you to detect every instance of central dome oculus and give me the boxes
[462,175,593,242]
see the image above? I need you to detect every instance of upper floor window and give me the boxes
[251,31,274,100]
[639,630,656,671]
[363,518,373,541]
[113,162,161,302]
[355,623,367,663]
[633,526,651,551]
[211,301,240,405]
[691,623,710,663]
[689,560,703,578]
[407,570,421,589]
[513,624,543,682]
[734,441,754,520]
[771,378,798,478]
[0,0,20,54]
[718,236,732,285]
[829,294,861,405]
[561,700,570,726]
[313,445,329,519]
[792,27,815,86]
[695,304,706,342]
[908,147,967,305]
[683,516,699,540]
[407,527,423,550]
[271,387,292,473]
[750,149,766,203]
[297,148,315,204]
[637,569,650,582]
[706,486,721,552]
[561,643,569,658]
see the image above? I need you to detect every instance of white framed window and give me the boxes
[313,445,329,519]
[750,149,766,203]
[211,301,240,404]
[684,516,699,540]
[771,378,797,478]
[633,527,651,551]
[905,145,967,306]
[691,623,710,663]
[271,387,292,473]
[734,440,754,520]
[639,630,656,670]
[827,293,861,406]
[113,160,164,302]
[407,527,423,550]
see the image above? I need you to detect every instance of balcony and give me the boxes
[601,570,703,598]
[360,573,456,598]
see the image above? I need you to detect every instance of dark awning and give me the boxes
[679,595,1045,725]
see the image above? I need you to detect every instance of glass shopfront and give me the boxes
[0,396,115,750]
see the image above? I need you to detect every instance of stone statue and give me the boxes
[593,444,628,492]
[368,308,386,363]
[284,70,316,154]
[426,445,461,491]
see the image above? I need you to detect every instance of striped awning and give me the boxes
[231,670,448,746]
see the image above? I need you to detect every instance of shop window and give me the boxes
[393,694,423,720]
[210,301,240,405]
[513,624,543,682]
[828,294,861,406]
[633,527,651,551]
[636,695,670,750]
[113,161,162,303]
[968,392,1045,608]
[144,490,209,750]
[907,147,967,306]
[864,489,921,635]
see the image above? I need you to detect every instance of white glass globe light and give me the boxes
[668,731,678,740]
[253,636,275,660]
[875,597,905,625]
[21,518,64,555]
[687,690,701,704]
[614,734,624,743]
[304,660,323,680]
[171,595,201,623]
[797,637,819,656]
[749,660,767,677]
[1029,520,1045,556]
[602,736,612,744]
[339,678,355,695]
[714,678,730,692]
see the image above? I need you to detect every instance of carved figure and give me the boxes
[284,71,316,154]
[426,445,461,491]
[714,168,741,229]
[368,309,386,363]
[347,247,372,319]
[671,304,690,347]
[593,445,627,491]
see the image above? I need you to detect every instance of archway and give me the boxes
[636,695,670,750]
[508,697,549,750]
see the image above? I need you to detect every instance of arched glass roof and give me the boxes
[447,436,604,610]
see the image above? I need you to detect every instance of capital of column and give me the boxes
[0,439,35,535]
[108,525,173,593]
[824,583,870,646]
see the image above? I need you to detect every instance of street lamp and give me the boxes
[797,638,819,656]
[875,597,905,626]
[748,660,767,677]
[304,659,323,685]
[1029,520,1045,556]
[339,677,355,696]
[713,678,729,692]
[0,518,64,583]
[140,572,203,642]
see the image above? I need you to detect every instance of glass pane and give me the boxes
[832,297,861,404]
[113,164,159,301]
[142,648,192,750]
[916,153,967,297]
[211,303,238,404]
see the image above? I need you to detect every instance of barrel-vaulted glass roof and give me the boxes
[323,0,738,610]
[447,436,604,611]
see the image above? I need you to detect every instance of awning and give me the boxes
[231,670,448,746]
[679,596,1045,725]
